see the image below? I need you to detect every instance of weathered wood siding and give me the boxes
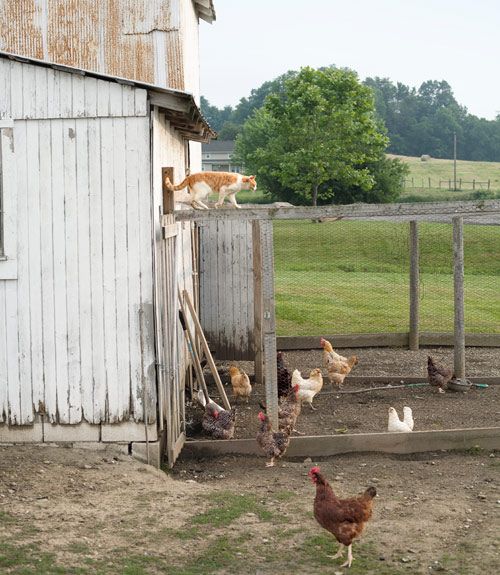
[0,58,156,425]
[151,108,195,444]
[199,220,255,360]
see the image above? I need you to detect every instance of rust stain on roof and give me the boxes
[0,0,44,59]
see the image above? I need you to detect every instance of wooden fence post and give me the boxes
[252,221,264,387]
[252,220,278,429]
[453,216,465,379]
[409,221,420,350]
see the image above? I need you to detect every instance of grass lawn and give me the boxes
[273,220,500,335]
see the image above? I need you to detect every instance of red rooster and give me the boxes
[308,466,377,568]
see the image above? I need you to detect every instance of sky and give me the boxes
[199,0,500,120]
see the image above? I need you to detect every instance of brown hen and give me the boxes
[309,466,376,568]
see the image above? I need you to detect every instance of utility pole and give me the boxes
[453,131,457,191]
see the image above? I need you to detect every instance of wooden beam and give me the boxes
[181,427,500,459]
[409,221,420,350]
[182,289,231,410]
[276,332,500,350]
[252,221,264,386]
[261,221,279,430]
[453,216,466,379]
[171,199,500,223]
[177,295,209,402]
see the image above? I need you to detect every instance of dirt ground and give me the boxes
[0,445,498,574]
[188,347,500,439]
[0,347,499,574]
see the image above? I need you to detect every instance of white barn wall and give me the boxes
[0,58,156,426]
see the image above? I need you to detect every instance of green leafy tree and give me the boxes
[235,67,388,206]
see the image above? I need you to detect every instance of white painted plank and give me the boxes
[63,119,82,423]
[15,121,33,424]
[0,60,12,117]
[38,119,57,422]
[75,119,93,423]
[113,117,131,419]
[71,74,86,118]
[34,66,48,118]
[109,82,123,117]
[59,72,73,118]
[125,117,143,422]
[97,80,110,117]
[83,77,98,118]
[26,120,44,416]
[21,64,36,119]
[136,117,155,422]
[121,85,136,116]
[50,120,70,423]
[4,281,20,424]
[0,282,7,422]
[134,88,148,116]
[88,119,106,423]
[9,62,23,119]
[47,68,61,119]
[0,127,18,278]
[100,117,119,422]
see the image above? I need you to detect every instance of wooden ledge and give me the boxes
[181,427,500,459]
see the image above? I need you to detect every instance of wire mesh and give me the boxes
[273,218,500,337]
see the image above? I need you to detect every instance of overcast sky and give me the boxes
[199,0,500,120]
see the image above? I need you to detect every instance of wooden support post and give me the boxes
[409,221,420,350]
[162,167,175,214]
[252,220,265,387]
[453,216,465,379]
[253,220,278,429]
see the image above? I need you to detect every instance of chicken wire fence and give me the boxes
[272,217,500,337]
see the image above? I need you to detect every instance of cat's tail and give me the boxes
[164,174,189,191]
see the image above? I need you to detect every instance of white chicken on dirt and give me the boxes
[291,368,323,410]
[387,406,413,432]
[320,338,358,387]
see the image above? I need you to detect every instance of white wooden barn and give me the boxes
[0,0,216,466]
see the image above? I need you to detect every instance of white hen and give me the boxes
[387,406,413,432]
[403,406,414,431]
[291,368,323,410]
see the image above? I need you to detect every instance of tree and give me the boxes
[235,67,389,206]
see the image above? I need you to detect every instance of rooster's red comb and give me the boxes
[258,411,266,421]
[309,466,321,474]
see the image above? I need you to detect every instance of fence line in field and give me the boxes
[403,177,491,190]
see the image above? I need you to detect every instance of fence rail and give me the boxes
[403,178,491,190]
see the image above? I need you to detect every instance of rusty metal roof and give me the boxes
[0,49,216,142]
[193,0,216,23]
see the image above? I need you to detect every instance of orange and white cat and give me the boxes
[165,171,257,210]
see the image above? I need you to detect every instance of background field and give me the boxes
[394,155,500,202]
[232,155,500,205]
[273,219,500,336]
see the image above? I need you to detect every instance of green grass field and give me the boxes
[392,154,500,201]
[273,220,500,335]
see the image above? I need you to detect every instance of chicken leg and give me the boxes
[327,543,344,560]
[266,457,275,468]
[340,544,354,568]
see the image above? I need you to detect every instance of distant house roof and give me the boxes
[202,140,235,153]
[0,50,216,142]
